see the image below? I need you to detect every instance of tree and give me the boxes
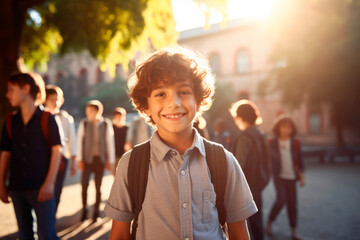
[0,0,227,133]
[260,0,360,146]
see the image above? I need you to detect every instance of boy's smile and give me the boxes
[145,80,197,139]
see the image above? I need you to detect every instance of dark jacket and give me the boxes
[232,126,270,192]
[268,137,305,179]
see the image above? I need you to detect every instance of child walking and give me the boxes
[77,100,115,222]
[0,72,62,239]
[44,85,77,211]
[230,99,271,240]
[105,46,257,240]
[266,114,305,240]
[112,107,128,175]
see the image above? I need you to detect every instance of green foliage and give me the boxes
[82,78,133,117]
[261,0,360,130]
[21,0,178,75]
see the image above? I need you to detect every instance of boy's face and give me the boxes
[45,94,62,112]
[145,80,197,138]
[85,106,99,121]
[6,83,27,107]
[279,122,292,139]
[113,113,124,124]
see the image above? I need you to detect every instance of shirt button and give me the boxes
[171,151,177,156]
[180,170,186,176]
[185,238,190,240]
[182,202,188,209]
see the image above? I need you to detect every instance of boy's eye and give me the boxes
[154,92,165,97]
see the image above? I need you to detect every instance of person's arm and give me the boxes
[109,220,131,240]
[0,151,11,203]
[77,120,85,171]
[105,119,115,172]
[37,144,62,202]
[227,220,250,240]
[67,115,78,176]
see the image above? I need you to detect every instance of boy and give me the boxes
[0,72,62,239]
[105,47,257,239]
[77,100,115,222]
[44,85,77,211]
[112,107,129,175]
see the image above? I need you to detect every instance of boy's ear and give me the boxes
[22,84,31,94]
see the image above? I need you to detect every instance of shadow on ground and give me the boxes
[0,205,111,240]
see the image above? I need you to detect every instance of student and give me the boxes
[77,100,115,222]
[124,115,153,150]
[105,46,257,240]
[44,85,77,211]
[266,114,305,240]
[0,72,62,239]
[112,107,128,174]
[230,99,270,240]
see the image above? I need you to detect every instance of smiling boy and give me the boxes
[105,47,257,240]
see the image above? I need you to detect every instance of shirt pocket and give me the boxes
[202,190,217,224]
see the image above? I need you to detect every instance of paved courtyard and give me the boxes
[1,161,359,240]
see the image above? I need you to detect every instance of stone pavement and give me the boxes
[1,161,360,240]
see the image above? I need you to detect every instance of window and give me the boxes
[209,53,221,75]
[309,112,322,133]
[236,50,250,73]
[97,67,104,84]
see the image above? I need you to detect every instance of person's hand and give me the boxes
[105,161,113,172]
[0,184,10,204]
[77,160,84,171]
[299,173,305,187]
[70,157,77,176]
[37,181,54,202]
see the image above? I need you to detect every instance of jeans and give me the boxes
[10,190,58,240]
[268,177,297,227]
[81,156,105,212]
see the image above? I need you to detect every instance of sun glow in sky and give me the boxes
[172,0,277,32]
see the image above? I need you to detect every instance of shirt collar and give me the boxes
[150,128,205,162]
[16,105,43,118]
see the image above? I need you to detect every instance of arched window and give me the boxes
[236,50,250,74]
[209,53,221,75]
[309,111,322,133]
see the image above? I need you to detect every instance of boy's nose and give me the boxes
[168,94,181,108]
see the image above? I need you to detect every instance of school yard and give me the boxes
[0,159,359,240]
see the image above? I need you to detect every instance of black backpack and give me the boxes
[128,138,228,239]
[241,129,271,192]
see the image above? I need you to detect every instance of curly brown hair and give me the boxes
[272,114,298,137]
[128,46,215,125]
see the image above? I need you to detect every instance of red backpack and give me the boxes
[5,111,50,143]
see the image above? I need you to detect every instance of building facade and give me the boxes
[178,18,331,136]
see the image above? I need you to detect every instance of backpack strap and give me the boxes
[5,113,15,139]
[128,140,151,240]
[203,138,227,229]
[41,110,51,146]
[127,139,228,236]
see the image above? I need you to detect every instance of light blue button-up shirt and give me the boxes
[105,130,257,240]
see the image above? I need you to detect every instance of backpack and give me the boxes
[5,111,50,143]
[236,129,271,192]
[6,110,67,172]
[128,138,228,240]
